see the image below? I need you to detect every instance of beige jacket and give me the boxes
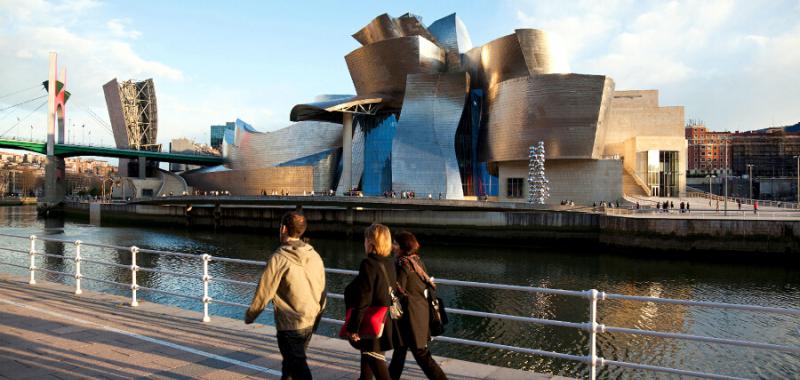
[245,240,326,331]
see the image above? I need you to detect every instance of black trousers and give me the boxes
[360,352,391,380]
[276,327,313,380]
[388,345,447,380]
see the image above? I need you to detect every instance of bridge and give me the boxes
[0,138,224,166]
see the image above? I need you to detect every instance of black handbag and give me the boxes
[378,263,404,320]
[403,255,449,336]
[426,285,448,336]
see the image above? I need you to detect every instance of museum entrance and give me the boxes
[640,150,680,197]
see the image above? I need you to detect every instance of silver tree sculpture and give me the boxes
[528,141,550,204]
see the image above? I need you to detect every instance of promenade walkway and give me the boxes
[0,273,566,380]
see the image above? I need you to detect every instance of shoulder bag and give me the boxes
[404,256,449,336]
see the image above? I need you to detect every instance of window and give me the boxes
[507,178,524,198]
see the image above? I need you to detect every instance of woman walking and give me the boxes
[344,223,398,380]
[388,231,448,380]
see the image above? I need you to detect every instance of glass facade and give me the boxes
[638,150,679,197]
[359,113,397,195]
[456,89,483,196]
[210,122,235,150]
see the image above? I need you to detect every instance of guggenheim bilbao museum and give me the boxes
[183,13,686,204]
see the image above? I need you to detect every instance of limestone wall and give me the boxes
[182,166,315,195]
[497,159,623,204]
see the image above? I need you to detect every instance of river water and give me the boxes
[0,206,797,379]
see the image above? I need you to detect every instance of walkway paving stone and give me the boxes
[0,273,573,379]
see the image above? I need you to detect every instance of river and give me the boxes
[0,206,797,379]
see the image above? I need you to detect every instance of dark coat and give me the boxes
[395,254,431,349]
[344,253,398,353]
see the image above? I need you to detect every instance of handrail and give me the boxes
[0,232,797,380]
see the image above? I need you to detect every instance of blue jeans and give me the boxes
[277,327,313,380]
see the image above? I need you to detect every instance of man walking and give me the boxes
[245,211,327,380]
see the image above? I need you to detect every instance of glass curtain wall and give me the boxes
[639,150,679,197]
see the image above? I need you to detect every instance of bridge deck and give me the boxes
[0,273,567,380]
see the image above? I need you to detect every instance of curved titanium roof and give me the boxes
[289,95,383,123]
[352,13,439,47]
[346,35,445,109]
[428,13,473,53]
[462,29,553,92]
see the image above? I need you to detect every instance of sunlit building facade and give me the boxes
[185,12,686,203]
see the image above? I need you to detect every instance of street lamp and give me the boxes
[102,177,114,203]
[706,174,716,196]
[794,156,799,207]
[746,164,754,200]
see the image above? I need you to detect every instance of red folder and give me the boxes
[339,306,388,339]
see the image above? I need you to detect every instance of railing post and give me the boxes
[587,289,606,380]
[73,240,82,295]
[28,235,36,285]
[201,254,212,322]
[130,246,139,307]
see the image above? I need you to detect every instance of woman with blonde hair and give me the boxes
[344,223,399,380]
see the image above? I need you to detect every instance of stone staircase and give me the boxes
[622,169,648,197]
[157,169,188,196]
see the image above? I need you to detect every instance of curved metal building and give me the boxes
[188,12,684,204]
[392,73,470,199]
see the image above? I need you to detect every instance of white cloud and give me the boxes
[0,0,183,143]
[107,19,142,39]
[513,0,800,129]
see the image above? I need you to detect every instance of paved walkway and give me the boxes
[0,273,569,379]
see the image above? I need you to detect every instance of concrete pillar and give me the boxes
[41,52,64,208]
[138,156,146,179]
[89,202,101,225]
[46,53,56,156]
[338,112,353,195]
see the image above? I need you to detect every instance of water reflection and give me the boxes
[0,206,797,379]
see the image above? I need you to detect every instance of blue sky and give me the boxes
[1,0,799,149]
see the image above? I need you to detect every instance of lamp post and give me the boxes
[746,164,754,201]
[794,156,799,207]
[706,174,715,196]
[102,177,114,203]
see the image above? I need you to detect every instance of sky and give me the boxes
[1,0,799,150]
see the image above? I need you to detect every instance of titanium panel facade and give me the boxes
[277,148,342,193]
[225,119,342,171]
[515,29,553,75]
[483,74,614,164]
[428,13,473,53]
[183,166,315,195]
[345,36,446,108]
[428,13,473,71]
[392,73,469,199]
[352,13,438,47]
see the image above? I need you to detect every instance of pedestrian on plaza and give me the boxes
[245,211,327,380]
[345,224,399,380]
[680,202,685,213]
[687,202,690,213]
[754,200,759,215]
[738,200,742,210]
[670,201,674,209]
[388,231,448,380]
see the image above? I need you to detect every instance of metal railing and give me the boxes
[0,232,798,380]
[686,188,800,209]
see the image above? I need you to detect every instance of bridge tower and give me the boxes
[39,52,67,211]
